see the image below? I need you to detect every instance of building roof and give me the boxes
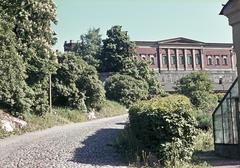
[157,37,204,44]
[135,37,233,47]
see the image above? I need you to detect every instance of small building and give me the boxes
[213,0,240,158]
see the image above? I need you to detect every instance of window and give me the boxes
[162,55,168,65]
[187,55,193,65]
[195,54,201,65]
[215,56,220,65]
[207,56,212,65]
[179,55,184,65]
[141,54,146,60]
[223,56,228,65]
[171,55,177,65]
[150,57,155,65]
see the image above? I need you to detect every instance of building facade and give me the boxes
[135,37,237,92]
[64,37,237,92]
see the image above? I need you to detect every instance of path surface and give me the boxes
[0,115,128,168]
[196,151,240,168]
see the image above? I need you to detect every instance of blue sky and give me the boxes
[53,0,231,51]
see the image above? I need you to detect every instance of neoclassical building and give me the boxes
[64,37,237,92]
[135,37,237,91]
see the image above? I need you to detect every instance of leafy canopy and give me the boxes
[105,74,149,106]
[53,53,105,110]
[73,28,102,69]
[176,72,213,108]
[0,0,58,115]
[100,25,136,72]
[0,16,32,115]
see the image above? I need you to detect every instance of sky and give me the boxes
[53,0,231,51]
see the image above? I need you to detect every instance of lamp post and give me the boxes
[49,73,52,113]
[49,51,58,114]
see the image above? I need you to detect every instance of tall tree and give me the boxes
[100,25,136,72]
[0,0,58,115]
[0,15,32,115]
[73,28,102,68]
[122,60,165,98]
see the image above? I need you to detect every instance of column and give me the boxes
[176,49,179,70]
[159,48,163,72]
[167,48,171,70]
[200,47,205,70]
[230,49,235,71]
[192,49,196,70]
[184,49,188,71]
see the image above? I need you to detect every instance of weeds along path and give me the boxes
[0,115,128,168]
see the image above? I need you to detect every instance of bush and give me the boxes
[193,130,214,152]
[195,112,212,131]
[105,74,149,106]
[176,72,213,108]
[128,95,197,165]
[53,53,105,110]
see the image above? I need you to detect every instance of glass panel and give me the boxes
[213,78,238,144]
[214,107,223,143]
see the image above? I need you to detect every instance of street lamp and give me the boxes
[49,51,58,114]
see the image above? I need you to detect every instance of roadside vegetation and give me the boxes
[0,100,126,139]
[114,72,218,168]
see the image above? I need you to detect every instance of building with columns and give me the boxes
[136,37,237,91]
[64,37,237,92]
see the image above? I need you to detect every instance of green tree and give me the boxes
[73,28,102,68]
[53,53,105,110]
[176,72,213,108]
[105,74,149,106]
[122,60,165,97]
[0,16,32,115]
[100,25,136,72]
[1,0,58,115]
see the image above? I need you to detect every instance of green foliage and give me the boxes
[0,0,58,115]
[0,17,32,115]
[53,53,105,110]
[73,28,102,68]
[100,25,136,72]
[105,74,149,106]
[176,72,213,108]
[122,60,165,98]
[195,112,212,131]
[193,130,214,152]
[128,95,197,165]
[96,100,127,117]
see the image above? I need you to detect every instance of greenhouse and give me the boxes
[213,78,239,157]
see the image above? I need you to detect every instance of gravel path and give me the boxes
[0,115,128,168]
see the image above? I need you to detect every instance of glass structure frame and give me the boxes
[213,78,239,145]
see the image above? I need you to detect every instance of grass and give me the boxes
[0,100,126,139]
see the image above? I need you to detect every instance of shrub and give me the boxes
[195,112,212,131]
[176,72,213,108]
[105,74,149,106]
[193,130,214,152]
[53,53,105,110]
[128,95,197,165]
